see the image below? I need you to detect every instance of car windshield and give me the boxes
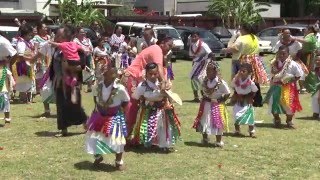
[199,31,219,41]
[156,29,181,39]
[212,27,232,37]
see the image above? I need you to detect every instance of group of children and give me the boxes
[4,22,319,171]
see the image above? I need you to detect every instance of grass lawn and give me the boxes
[1,55,320,179]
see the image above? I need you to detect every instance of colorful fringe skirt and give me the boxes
[233,103,255,125]
[132,104,181,148]
[193,100,229,135]
[240,55,268,84]
[264,83,302,115]
[86,106,127,154]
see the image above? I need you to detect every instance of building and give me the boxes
[0,0,122,17]
[134,0,281,18]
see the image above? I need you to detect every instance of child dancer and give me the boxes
[0,34,16,124]
[85,64,129,171]
[231,63,258,138]
[264,45,303,128]
[193,61,230,147]
[131,63,181,152]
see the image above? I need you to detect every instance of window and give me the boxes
[156,29,181,39]
[130,27,143,37]
[160,12,164,16]
[259,28,278,37]
[166,11,170,16]
[290,28,304,36]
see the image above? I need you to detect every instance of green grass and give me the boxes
[1,55,320,179]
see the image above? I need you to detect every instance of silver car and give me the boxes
[257,24,307,47]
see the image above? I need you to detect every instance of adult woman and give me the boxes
[122,35,174,140]
[223,24,268,107]
[294,26,318,93]
[33,22,52,115]
[50,26,87,137]
[74,27,94,92]
[13,24,37,103]
[110,26,125,53]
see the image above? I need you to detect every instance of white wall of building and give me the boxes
[258,3,280,18]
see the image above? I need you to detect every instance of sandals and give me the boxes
[273,119,282,128]
[93,155,104,166]
[115,160,125,171]
[286,121,296,129]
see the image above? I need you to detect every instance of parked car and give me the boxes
[114,22,184,61]
[0,26,19,41]
[257,37,272,55]
[175,26,225,60]
[211,26,232,47]
[257,24,307,47]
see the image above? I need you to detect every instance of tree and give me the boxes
[207,0,271,28]
[43,0,107,26]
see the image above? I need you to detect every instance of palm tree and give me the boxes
[207,0,271,28]
[43,0,107,26]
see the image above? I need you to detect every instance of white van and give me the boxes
[0,26,19,41]
[115,22,184,60]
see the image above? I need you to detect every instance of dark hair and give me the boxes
[124,35,131,41]
[278,45,290,53]
[20,24,33,37]
[145,62,158,72]
[191,31,200,36]
[63,24,76,41]
[144,28,155,37]
[36,21,45,31]
[307,25,317,35]
[76,26,84,34]
[241,23,256,41]
[97,37,105,45]
[156,33,172,45]
[239,63,253,73]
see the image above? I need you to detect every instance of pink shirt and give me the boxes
[58,42,82,61]
[126,45,163,78]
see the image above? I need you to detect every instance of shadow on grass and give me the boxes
[255,123,275,128]
[28,114,58,119]
[0,124,4,127]
[34,131,83,137]
[125,145,165,154]
[182,100,200,103]
[223,132,247,138]
[184,141,216,148]
[296,116,316,121]
[74,161,117,172]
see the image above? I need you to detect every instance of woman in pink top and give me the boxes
[122,35,174,143]
[49,26,86,104]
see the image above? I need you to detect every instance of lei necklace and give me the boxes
[272,56,291,80]
[97,80,119,108]
[190,40,202,55]
[203,77,221,95]
[235,76,251,89]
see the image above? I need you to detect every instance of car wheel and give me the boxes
[259,52,264,56]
